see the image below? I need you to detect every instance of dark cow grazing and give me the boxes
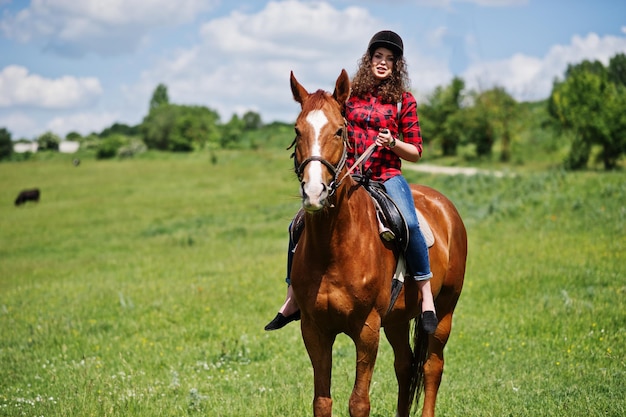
[15,189,40,206]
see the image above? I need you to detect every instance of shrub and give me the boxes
[117,140,147,158]
[96,135,127,159]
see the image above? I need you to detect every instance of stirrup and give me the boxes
[379,226,395,241]
[377,212,395,241]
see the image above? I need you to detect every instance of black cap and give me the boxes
[368,30,403,57]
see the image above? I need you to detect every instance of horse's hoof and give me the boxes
[264,311,301,331]
[421,311,438,334]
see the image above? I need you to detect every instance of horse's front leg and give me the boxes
[301,321,336,417]
[349,312,381,417]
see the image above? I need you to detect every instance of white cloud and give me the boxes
[0,65,102,109]
[0,110,118,139]
[46,111,120,137]
[414,0,527,10]
[408,58,454,102]
[0,0,219,56]
[123,0,454,123]
[456,0,527,6]
[200,1,371,58]
[462,31,626,101]
[129,0,381,123]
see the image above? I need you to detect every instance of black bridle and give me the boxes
[289,120,349,197]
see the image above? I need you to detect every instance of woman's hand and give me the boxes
[376,128,421,162]
[376,128,395,148]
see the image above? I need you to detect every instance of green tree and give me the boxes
[608,53,626,87]
[221,114,245,148]
[37,131,61,151]
[177,106,221,150]
[0,127,13,160]
[142,104,176,150]
[99,123,140,138]
[150,84,169,110]
[549,57,626,170]
[142,104,220,151]
[460,104,493,158]
[66,131,82,141]
[242,111,263,130]
[96,134,127,159]
[419,77,465,156]
[474,87,517,161]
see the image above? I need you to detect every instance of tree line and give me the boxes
[418,53,626,170]
[0,82,274,161]
[1,53,625,170]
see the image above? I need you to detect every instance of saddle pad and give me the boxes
[415,209,435,248]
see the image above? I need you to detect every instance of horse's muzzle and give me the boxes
[301,181,329,212]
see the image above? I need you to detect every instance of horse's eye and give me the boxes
[294,127,301,136]
[335,128,343,137]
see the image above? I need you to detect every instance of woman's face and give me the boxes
[370,47,395,81]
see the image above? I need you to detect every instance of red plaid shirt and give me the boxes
[346,91,422,181]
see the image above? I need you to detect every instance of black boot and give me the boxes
[264,310,301,331]
[421,311,438,334]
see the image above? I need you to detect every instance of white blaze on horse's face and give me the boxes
[301,109,329,212]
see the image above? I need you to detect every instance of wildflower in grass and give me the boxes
[169,370,180,390]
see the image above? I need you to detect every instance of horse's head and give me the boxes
[290,69,351,212]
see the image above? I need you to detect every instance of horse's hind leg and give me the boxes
[421,310,454,417]
[301,324,336,417]
[383,323,413,417]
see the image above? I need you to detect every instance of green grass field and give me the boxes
[1,150,624,416]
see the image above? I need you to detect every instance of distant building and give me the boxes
[12,140,81,153]
[59,141,80,153]
[13,142,38,153]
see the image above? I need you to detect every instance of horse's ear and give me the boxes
[333,69,350,105]
[290,71,309,105]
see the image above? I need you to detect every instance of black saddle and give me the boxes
[353,174,409,252]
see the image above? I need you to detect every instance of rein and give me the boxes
[338,142,377,184]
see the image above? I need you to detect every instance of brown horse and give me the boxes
[288,69,467,417]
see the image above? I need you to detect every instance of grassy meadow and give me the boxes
[1,150,624,417]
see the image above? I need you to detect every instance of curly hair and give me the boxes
[350,51,411,104]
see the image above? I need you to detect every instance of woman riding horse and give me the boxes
[266,30,438,334]
[274,67,466,417]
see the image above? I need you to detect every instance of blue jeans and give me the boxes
[383,175,432,281]
[285,175,432,284]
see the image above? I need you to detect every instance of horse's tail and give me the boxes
[408,317,428,414]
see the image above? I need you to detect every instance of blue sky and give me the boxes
[1,0,625,140]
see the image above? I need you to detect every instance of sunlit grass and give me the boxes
[1,151,625,416]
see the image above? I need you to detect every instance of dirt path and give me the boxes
[405,163,507,177]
